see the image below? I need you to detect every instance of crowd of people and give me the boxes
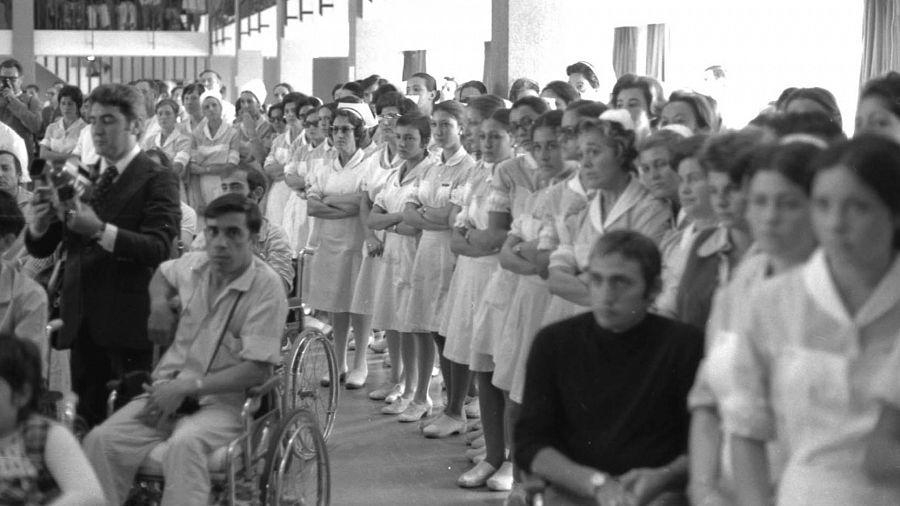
[0,53,899,506]
[34,0,206,31]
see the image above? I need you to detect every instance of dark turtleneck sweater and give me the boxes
[515,312,703,476]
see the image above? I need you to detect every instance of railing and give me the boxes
[34,0,206,31]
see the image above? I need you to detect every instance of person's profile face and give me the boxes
[587,252,652,333]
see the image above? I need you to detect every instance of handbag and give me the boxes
[116,292,243,420]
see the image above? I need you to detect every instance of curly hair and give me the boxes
[576,118,638,173]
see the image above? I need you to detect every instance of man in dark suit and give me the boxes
[26,83,181,427]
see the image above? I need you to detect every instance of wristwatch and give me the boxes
[589,471,608,495]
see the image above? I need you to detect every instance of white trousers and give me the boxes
[83,396,242,506]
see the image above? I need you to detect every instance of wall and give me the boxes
[34,30,209,57]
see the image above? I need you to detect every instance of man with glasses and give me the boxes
[0,60,44,156]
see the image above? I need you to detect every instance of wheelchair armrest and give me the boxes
[246,375,281,399]
[45,319,63,334]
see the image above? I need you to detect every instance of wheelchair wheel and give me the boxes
[287,328,338,440]
[260,408,330,506]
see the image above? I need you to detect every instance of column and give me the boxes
[11,0,35,85]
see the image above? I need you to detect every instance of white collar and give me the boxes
[588,177,643,233]
[100,143,141,174]
[441,145,468,167]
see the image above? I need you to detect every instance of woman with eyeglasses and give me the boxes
[442,108,515,490]
[267,103,286,137]
[368,113,433,413]
[186,92,240,209]
[307,108,377,389]
[267,92,311,246]
[547,112,671,312]
[491,110,573,495]
[508,96,549,157]
[720,135,900,506]
[398,100,479,424]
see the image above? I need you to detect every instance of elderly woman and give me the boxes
[187,92,239,209]
[39,85,86,163]
[306,108,377,389]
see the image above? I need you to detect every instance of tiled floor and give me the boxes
[327,347,508,506]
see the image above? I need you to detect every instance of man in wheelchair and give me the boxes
[83,193,288,506]
[515,231,704,506]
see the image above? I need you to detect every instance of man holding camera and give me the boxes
[0,59,43,156]
[25,83,181,427]
[83,193,288,506]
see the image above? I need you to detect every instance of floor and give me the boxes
[327,346,509,506]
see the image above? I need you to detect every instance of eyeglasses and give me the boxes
[378,113,401,123]
[510,117,534,132]
[269,117,286,124]
[329,125,354,135]
[303,121,318,128]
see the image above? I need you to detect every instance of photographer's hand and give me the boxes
[0,86,16,103]
[66,204,105,237]
[29,189,56,236]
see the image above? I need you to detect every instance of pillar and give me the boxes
[11,0,35,85]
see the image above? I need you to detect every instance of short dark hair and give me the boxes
[410,72,437,91]
[670,134,709,174]
[772,111,846,143]
[748,140,821,195]
[396,112,432,148]
[783,87,842,129]
[508,77,540,102]
[0,333,42,422]
[489,108,512,129]
[699,129,766,185]
[589,230,662,295]
[360,74,382,89]
[274,82,293,93]
[58,85,84,110]
[531,109,564,138]
[375,91,417,116]
[512,96,550,116]
[459,80,487,96]
[182,82,203,98]
[281,91,308,113]
[859,71,900,120]
[432,99,466,124]
[230,161,268,197]
[570,101,609,119]
[25,84,39,93]
[203,193,263,235]
[814,134,900,248]
[637,128,687,154]
[155,98,180,116]
[0,59,22,75]
[337,81,365,99]
[467,94,507,124]
[566,61,600,89]
[0,191,25,237]
[89,84,141,123]
[372,83,399,106]
[541,80,579,105]
[198,69,222,80]
[611,74,666,118]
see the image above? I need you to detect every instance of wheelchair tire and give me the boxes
[260,408,330,506]
[287,328,339,441]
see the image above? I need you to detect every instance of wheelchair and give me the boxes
[117,367,332,505]
[282,247,339,441]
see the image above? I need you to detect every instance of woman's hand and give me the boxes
[365,236,384,257]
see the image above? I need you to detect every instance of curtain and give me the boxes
[860,0,900,84]
[645,24,667,81]
[612,26,639,79]
[402,50,427,81]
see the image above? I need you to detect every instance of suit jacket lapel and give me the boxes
[99,155,153,221]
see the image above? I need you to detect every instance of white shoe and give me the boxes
[398,400,433,422]
[368,382,400,401]
[384,384,405,404]
[382,396,412,415]
[486,461,514,491]
[464,396,480,419]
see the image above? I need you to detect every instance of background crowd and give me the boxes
[0,52,899,506]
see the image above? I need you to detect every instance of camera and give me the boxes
[29,158,95,216]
